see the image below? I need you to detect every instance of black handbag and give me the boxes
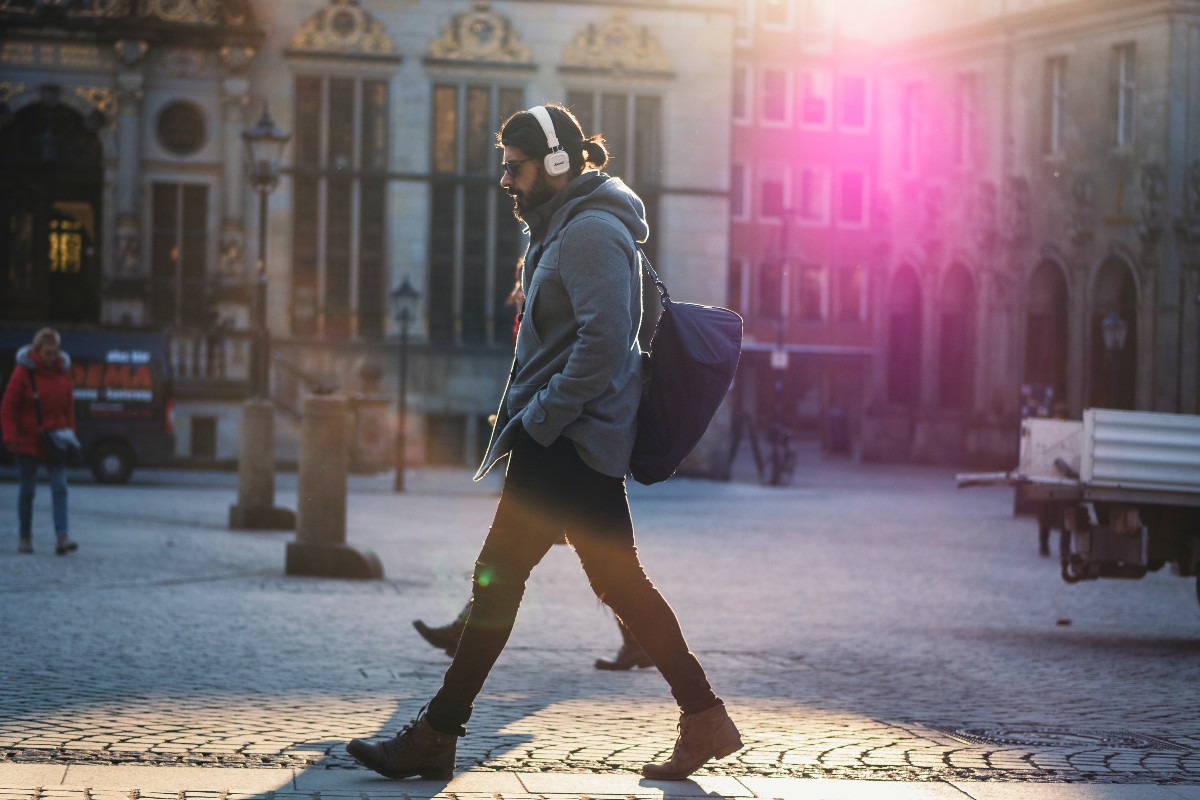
[29,371,82,466]
[630,252,742,485]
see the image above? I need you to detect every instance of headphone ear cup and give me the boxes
[544,149,571,177]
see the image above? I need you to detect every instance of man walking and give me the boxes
[346,104,740,780]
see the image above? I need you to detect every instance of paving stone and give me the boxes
[1,461,1197,788]
[738,776,967,798]
[948,782,1189,799]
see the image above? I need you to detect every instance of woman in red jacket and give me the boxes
[1,328,78,555]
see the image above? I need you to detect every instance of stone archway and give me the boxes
[0,101,103,323]
[1025,260,1069,411]
[937,263,976,412]
[1090,258,1138,409]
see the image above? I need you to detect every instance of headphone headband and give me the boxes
[528,105,571,177]
[529,105,560,150]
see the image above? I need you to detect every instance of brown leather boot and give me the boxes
[346,710,457,780]
[642,705,743,780]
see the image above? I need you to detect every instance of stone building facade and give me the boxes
[0,0,734,469]
[863,0,1200,466]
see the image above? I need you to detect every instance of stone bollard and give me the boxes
[229,399,296,530]
[285,393,383,579]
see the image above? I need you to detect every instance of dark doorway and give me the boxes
[1025,261,1069,407]
[0,100,103,324]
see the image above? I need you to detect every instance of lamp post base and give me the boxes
[285,542,384,579]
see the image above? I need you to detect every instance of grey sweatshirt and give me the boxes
[475,171,648,480]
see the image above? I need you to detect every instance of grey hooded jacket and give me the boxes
[474,171,647,480]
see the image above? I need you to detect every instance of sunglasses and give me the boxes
[501,158,532,178]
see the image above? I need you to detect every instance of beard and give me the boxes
[508,171,556,222]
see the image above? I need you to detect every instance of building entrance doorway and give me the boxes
[0,100,103,324]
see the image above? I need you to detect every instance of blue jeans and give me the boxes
[15,454,69,537]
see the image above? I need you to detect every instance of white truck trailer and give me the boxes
[958,408,1200,605]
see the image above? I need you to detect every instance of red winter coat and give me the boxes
[1,345,76,459]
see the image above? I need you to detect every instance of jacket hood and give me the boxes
[526,171,649,246]
[16,344,71,373]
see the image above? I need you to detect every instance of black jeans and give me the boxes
[426,428,720,735]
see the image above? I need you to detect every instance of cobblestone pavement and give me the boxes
[1,450,1198,789]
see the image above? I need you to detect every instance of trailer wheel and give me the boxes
[91,442,134,484]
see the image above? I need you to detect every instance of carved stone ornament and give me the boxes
[1006,176,1031,244]
[162,48,207,77]
[0,0,129,16]
[0,83,25,105]
[1137,161,1166,246]
[219,44,255,74]
[141,0,220,24]
[219,231,244,277]
[1175,160,1200,264]
[975,180,998,253]
[426,0,531,64]
[74,86,116,117]
[114,39,149,68]
[290,0,398,57]
[562,11,670,74]
[1067,171,1094,247]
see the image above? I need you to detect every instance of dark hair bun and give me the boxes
[582,137,608,169]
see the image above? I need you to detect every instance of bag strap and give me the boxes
[27,368,46,433]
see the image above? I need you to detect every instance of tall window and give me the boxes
[758,164,789,222]
[150,182,208,328]
[292,75,389,339]
[902,82,923,173]
[1044,56,1067,155]
[800,69,832,128]
[566,90,663,266]
[733,64,752,124]
[761,68,792,126]
[797,166,829,225]
[756,259,782,321]
[835,264,866,323]
[796,264,824,321]
[839,73,868,131]
[1114,43,1136,148]
[429,83,525,347]
[954,72,977,166]
[838,170,867,227]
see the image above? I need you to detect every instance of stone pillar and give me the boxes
[113,66,145,285]
[286,394,383,579]
[229,399,295,529]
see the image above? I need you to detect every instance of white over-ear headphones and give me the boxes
[528,105,571,177]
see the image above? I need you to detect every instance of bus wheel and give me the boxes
[91,443,134,484]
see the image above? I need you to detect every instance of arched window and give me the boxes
[938,264,975,411]
[887,265,921,405]
[0,102,103,324]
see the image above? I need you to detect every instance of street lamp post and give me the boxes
[391,276,421,492]
[229,103,294,531]
[242,104,290,399]
[1101,312,1128,409]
